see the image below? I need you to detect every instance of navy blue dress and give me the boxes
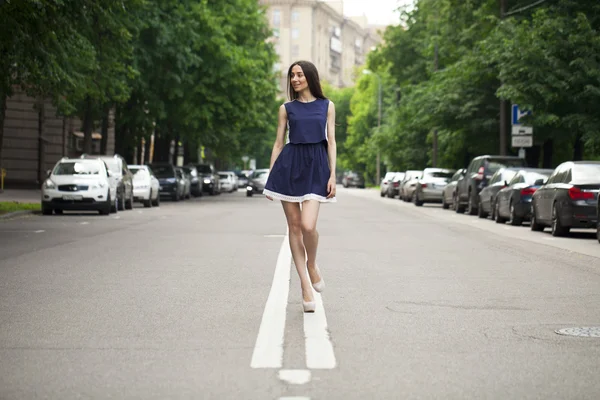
[263,98,336,203]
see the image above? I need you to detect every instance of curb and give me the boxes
[0,210,40,220]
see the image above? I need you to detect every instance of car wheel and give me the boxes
[495,201,506,224]
[597,219,600,243]
[144,191,152,208]
[509,202,522,226]
[477,200,488,219]
[118,192,125,211]
[467,192,477,215]
[111,195,118,213]
[152,192,160,207]
[126,193,133,210]
[551,203,569,237]
[442,196,449,210]
[413,191,423,206]
[100,194,111,215]
[455,194,465,213]
[530,205,544,232]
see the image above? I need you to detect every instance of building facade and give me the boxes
[259,0,383,96]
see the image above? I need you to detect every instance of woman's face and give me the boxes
[290,65,308,93]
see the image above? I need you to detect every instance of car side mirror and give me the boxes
[504,181,508,187]
[534,178,545,186]
[107,170,113,177]
[46,169,51,177]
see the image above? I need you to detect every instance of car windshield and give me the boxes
[427,171,454,179]
[254,171,269,179]
[524,171,551,184]
[219,174,229,179]
[197,165,212,174]
[152,165,174,178]
[573,164,600,181]
[104,159,120,174]
[130,167,149,177]
[54,162,101,175]
[488,159,526,173]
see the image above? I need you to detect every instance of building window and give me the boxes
[292,10,300,22]
[272,9,281,26]
[273,28,280,38]
[292,45,299,57]
[292,28,299,39]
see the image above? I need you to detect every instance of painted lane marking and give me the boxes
[304,292,336,369]
[278,369,311,385]
[250,234,291,368]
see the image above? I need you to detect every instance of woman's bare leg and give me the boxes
[281,201,313,302]
[301,200,322,284]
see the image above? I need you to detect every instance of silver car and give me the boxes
[413,168,456,206]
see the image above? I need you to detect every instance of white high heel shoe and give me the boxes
[310,264,325,293]
[303,300,316,313]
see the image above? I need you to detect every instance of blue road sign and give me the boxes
[512,104,532,125]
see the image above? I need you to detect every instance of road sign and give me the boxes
[512,136,533,148]
[512,126,533,136]
[512,104,531,125]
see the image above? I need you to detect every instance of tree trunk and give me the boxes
[82,97,94,154]
[542,139,553,168]
[37,98,46,184]
[100,105,110,154]
[0,92,6,175]
[572,134,583,161]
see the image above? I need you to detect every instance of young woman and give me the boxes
[263,60,337,313]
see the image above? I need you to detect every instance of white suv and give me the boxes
[41,158,117,215]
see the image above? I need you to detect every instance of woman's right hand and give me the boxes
[266,195,273,201]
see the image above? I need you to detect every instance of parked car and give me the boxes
[218,171,237,193]
[477,167,520,219]
[494,168,554,225]
[342,171,365,188]
[41,157,117,215]
[247,169,269,197]
[388,172,405,198]
[128,164,160,207]
[176,167,191,199]
[235,171,249,189]
[81,153,134,210]
[182,165,202,197]
[455,155,527,215]
[399,170,423,202]
[196,163,220,195]
[413,168,455,206]
[442,168,465,209]
[380,172,398,197]
[531,161,600,236]
[148,163,185,201]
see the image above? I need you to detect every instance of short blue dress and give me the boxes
[263,98,336,203]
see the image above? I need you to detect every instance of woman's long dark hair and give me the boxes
[287,60,327,101]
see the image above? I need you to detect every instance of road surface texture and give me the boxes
[1,188,599,400]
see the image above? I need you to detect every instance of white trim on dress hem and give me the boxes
[263,189,337,203]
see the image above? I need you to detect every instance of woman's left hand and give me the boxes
[327,177,336,199]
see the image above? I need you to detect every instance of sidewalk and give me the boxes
[0,189,41,204]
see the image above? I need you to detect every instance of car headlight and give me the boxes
[166,178,177,183]
[204,179,211,184]
[44,179,56,189]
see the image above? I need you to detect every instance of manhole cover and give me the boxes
[555,327,600,337]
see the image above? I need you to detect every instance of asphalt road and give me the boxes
[1,188,600,400]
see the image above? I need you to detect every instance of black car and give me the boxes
[455,155,527,215]
[531,161,600,236]
[148,163,185,201]
[494,168,553,225]
[477,167,520,219]
[196,163,219,195]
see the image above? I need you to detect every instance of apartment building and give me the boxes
[259,0,383,96]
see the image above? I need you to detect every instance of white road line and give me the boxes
[278,369,311,384]
[250,234,291,369]
[304,292,336,369]
[80,221,89,225]
[279,397,310,400]
[34,230,44,233]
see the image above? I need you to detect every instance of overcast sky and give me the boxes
[328,0,415,26]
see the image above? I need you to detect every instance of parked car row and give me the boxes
[41,154,250,215]
[381,155,600,243]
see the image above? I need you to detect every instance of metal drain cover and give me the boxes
[555,327,600,337]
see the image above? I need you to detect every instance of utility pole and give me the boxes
[499,0,508,155]
[432,41,439,167]
[376,76,382,185]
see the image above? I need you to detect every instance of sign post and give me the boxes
[511,104,533,158]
